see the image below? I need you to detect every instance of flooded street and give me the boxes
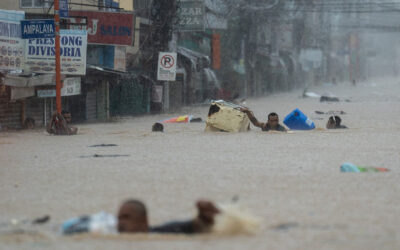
[1,78,400,250]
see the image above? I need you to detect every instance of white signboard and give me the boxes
[24,29,87,75]
[61,77,81,96]
[299,49,323,71]
[157,52,177,81]
[0,10,25,72]
[278,24,293,51]
[114,46,126,72]
[37,77,81,97]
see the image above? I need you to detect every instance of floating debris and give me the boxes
[79,154,130,158]
[32,215,50,225]
[272,222,299,231]
[88,144,118,147]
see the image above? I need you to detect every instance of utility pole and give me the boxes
[324,0,332,82]
[54,0,62,114]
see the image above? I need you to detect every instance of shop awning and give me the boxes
[3,74,57,87]
[177,46,210,70]
[87,65,128,75]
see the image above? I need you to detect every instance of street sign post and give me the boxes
[20,19,55,39]
[157,52,177,81]
[55,0,62,114]
[59,0,69,18]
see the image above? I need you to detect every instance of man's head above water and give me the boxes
[61,110,72,123]
[267,112,279,128]
[117,200,149,233]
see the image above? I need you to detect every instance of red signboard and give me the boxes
[68,11,134,46]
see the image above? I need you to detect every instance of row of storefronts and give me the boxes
[0,4,225,130]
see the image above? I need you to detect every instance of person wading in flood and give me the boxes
[240,108,287,132]
[62,199,221,235]
[118,199,220,234]
[47,110,78,135]
[326,115,348,129]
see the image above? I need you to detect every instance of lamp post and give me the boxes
[54,0,62,114]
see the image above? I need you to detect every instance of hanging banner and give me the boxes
[24,29,87,75]
[0,10,25,72]
[68,11,134,46]
[114,46,126,72]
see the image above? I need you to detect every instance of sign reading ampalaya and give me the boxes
[68,11,134,46]
[178,0,204,32]
[21,19,55,39]
[0,10,25,72]
[24,29,87,75]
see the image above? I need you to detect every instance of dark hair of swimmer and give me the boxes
[117,200,149,233]
[152,122,164,132]
[268,112,278,120]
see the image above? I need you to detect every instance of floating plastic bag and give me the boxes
[340,163,389,172]
[61,211,116,235]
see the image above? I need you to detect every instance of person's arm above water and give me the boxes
[150,220,196,234]
[46,113,57,134]
[150,200,220,234]
[277,124,288,132]
[240,108,265,128]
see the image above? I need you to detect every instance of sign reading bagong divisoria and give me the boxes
[24,29,87,75]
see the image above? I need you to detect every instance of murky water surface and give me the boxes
[1,79,399,250]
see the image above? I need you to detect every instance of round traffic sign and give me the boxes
[160,54,175,69]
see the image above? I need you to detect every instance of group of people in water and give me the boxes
[48,104,347,136]
[241,107,347,132]
[47,104,346,237]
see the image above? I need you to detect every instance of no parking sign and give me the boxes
[157,52,177,81]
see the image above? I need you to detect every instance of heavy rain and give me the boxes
[0,0,400,249]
